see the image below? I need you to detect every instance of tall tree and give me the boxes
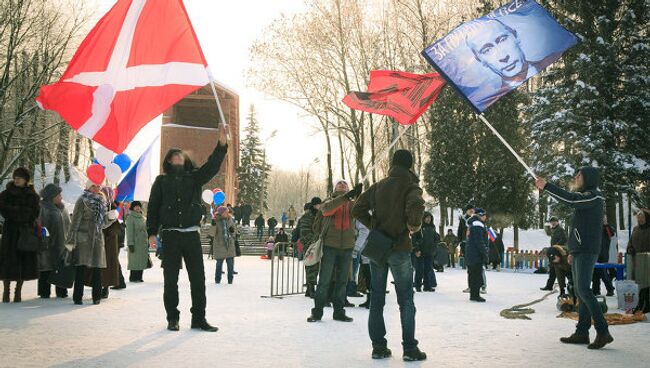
[236,105,271,214]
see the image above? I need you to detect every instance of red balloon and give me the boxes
[87,164,105,185]
[212,188,223,194]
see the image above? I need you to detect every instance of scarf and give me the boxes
[81,190,107,233]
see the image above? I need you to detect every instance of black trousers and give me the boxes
[161,230,206,323]
[73,266,101,302]
[467,264,483,298]
[130,270,144,282]
[591,268,614,294]
[38,271,67,298]
[545,265,557,288]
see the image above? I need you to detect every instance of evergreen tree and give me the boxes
[526,1,650,228]
[236,105,271,214]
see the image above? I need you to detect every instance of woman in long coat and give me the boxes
[38,184,71,298]
[92,198,121,299]
[67,181,113,305]
[126,201,149,282]
[629,208,650,314]
[0,168,40,303]
[210,206,236,284]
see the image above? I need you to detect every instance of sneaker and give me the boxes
[372,347,392,360]
[191,320,219,332]
[403,348,427,362]
[560,333,590,345]
[167,320,180,331]
[462,288,470,293]
[588,333,613,350]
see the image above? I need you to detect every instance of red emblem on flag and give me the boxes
[36,0,209,153]
[342,70,446,125]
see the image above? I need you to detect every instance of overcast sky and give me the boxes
[93,0,325,173]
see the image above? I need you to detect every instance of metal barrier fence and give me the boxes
[264,242,306,298]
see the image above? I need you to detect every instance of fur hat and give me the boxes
[391,150,413,169]
[130,201,143,210]
[12,167,31,182]
[40,184,62,202]
[310,197,322,206]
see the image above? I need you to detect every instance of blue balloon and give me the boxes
[112,153,132,172]
[213,191,226,205]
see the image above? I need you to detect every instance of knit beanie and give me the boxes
[40,184,62,202]
[12,167,31,182]
[391,150,413,169]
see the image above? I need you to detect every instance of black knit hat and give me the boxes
[130,201,143,210]
[40,184,62,202]
[12,167,30,182]
[391,150,414,169]
[310,197,322,206]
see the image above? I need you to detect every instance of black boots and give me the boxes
[560,333,590,345]
[305,284,315,299]
[101,287,109,299]
[191,319,219,332]
[167,320,180,331]
[633,287,649,314]
[2,281,9,303]
[372,347,392,360]
[359,295,370,309]
[588,332,614,350]
[333,311,353,322]
[403,348,427,361]
[307,308,323,322]
[13,281,22,303]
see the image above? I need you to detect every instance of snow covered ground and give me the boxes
[0,255,648,368]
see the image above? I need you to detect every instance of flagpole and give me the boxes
[206,68,231,140]
[477,113,536,178]
[360,123,413,183]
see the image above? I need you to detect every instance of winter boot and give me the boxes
[167,320,180,331]
[359,295,370,309]
[632,288,648,314]
[371,347,392,360]
[333,310,353,322]
[344,299,355,308]
[101,287,109,299]
[305,284,315,298]
[588,332,614,350]
[560,333,590,345]
[13,281,23,303]
[307,308,323,322]
[403,348,427,362]
[191,319,219,332]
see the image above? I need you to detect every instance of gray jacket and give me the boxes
[39,201,71,271]
[67,195,113,268]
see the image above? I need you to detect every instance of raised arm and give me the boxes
[320,195,349,217]
[543,182,604,210]
[193,142,228,186]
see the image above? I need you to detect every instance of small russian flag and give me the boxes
[487,227,497,243]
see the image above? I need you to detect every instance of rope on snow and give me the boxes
[500,290,558,320]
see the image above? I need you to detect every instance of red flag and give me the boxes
[342,71,446,125]
[36,0,209,153]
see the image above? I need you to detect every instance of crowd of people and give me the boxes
[2,126,649,359]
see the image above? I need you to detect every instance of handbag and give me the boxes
[48,253,75,289]
[362,228,398,265]
[304,216,331,267]
[17,226,41,252]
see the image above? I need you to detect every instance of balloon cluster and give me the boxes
[87,146,132,184]
[202,188,226,205]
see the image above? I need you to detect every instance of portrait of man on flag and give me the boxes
[422,0,577,112]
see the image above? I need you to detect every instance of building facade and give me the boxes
[160,82,240,205]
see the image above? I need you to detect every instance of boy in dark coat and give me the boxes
[412,212,439,292]
[466,208,489,302]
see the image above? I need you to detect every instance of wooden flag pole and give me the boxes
[360,123,414,183]
[206,68,230,141]
[477,113,536,178]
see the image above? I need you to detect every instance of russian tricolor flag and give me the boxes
[488,227,497,243]
[117,134,159,202]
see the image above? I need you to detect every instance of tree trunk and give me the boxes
[617,192,625,230]
[605,193,617,231]
[324,129,334,195]
[513,225,519,250]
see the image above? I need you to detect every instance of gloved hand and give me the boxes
[128,245,135,253]
[345,183,363,200]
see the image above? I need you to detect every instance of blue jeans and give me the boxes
[314,246,352,313]
[215,257,234,283]
[572,253,609,335]
[369,251,418,351]
[347,253,361,296]
[256,227,264,241]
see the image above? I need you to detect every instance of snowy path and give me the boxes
[0,254,648,368]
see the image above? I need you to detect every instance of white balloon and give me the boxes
[96,146,114,167]
[202,189,214,204]
[105,163,122,183]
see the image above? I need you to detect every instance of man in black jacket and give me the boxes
[457,204,474,269]
[536,167,613,350]
[541,216,568,291]
[147,123,228,332]
[466,208,489,302]
[592,216,615,296]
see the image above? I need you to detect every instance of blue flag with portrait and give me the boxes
[422,0,577,113]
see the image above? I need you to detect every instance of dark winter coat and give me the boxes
[317,192,356,250]
[550,225,568,246]
[543,167,604,255]
[86,219,121,287]
[147,142,228,236]
[457,215,470,242]
[548,245,571,291]
[267,217,278,229]
[255,216,265,228]
[39,201,71,272]
[352,166,425,252]
[465,215,489,266]
[412,222,439,257]
[489,236,504,264]
[299,210,319,246]
[241,204,253,217]
[275,231,289,243]
[0,182,41,281]
[599,224,615,263]
[233,206,242,220]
